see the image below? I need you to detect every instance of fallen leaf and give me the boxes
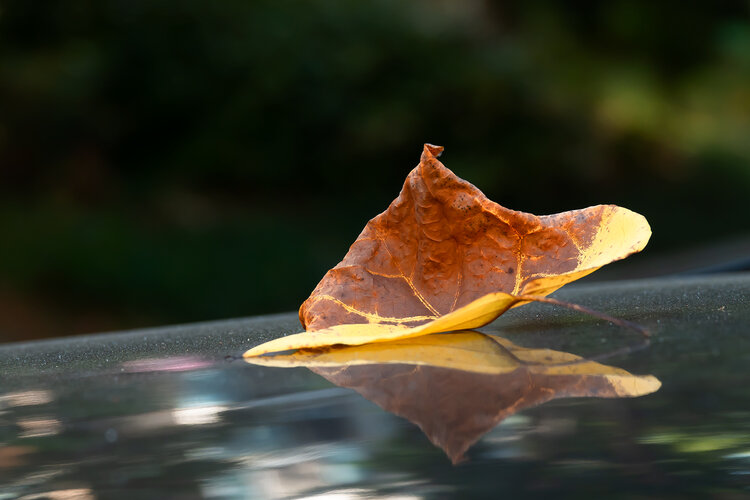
[245,144,650,356]
[245,331,661,463]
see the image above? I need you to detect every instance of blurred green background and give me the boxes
[1,0,749,342]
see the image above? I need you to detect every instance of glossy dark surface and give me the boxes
[1,274,750,499]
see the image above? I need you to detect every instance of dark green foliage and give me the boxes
[1,1,749,339]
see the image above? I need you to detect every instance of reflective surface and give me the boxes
[1,274,750,499]
[246,331,661,464]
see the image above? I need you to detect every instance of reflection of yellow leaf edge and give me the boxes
[245,331,661,398]
[247,332,522,374]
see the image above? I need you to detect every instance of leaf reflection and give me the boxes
[246,331,660,463]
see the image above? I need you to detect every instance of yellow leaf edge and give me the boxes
[243,292,519,357]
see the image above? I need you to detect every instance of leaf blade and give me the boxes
[299,145,651,333]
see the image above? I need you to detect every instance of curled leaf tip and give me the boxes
[423,143,444,158]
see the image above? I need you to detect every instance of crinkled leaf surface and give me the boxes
[245,144,650,357]
[245,331,661,463]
